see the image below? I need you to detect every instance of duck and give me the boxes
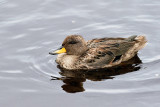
[49,35,147,70]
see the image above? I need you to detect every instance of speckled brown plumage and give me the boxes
[50,35,147,70]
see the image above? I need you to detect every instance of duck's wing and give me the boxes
[87,35,137,48]
[80,36,137,68]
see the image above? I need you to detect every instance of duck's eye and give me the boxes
[69,41,77,44]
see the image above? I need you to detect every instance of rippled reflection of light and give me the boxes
[29,27,46,31]
[0,76,17,80]
[11,34,27,39]
[143,55,160,63]
[86,89,131,94]
[17,46,42,52]
[1,70,23,74]
[20,89,38,92]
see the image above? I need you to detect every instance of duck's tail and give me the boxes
[134,35,147,51]
[126,35,137,41]
[126,35,147,51]
[122,35,147,62]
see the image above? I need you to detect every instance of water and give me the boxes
[0,0,160,107]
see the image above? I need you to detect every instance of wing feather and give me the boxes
[80,37,136,68]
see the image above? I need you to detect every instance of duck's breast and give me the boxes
[56,54,78,69]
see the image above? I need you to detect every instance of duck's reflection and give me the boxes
[51,55,142,93]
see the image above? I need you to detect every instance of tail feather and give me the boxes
[122,35,147,62]
[135,35,147,50]
[126,35,137,41]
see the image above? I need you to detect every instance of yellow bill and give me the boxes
[49,47,66,55]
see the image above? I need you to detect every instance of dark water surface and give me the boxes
[1,0,160,107]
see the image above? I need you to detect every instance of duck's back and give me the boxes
[78,35,146,69]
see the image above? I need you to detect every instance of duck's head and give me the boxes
[49,35,88,56]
